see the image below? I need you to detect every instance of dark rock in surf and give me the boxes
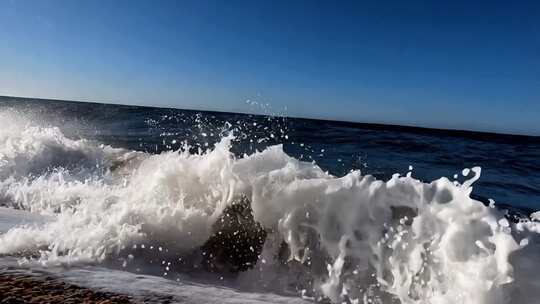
[201,196,267,273]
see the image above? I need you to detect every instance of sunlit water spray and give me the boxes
[0,107,540,304]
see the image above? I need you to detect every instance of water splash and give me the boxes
[0,109,539,303]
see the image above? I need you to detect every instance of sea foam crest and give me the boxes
[0,110,539,304]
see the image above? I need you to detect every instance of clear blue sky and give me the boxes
[0,0,539,135]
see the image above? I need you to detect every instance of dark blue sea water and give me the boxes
[3,95,540,303]
[2,96,539,212]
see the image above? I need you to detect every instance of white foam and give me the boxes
[1,110,540,303]
[0,207,51,233]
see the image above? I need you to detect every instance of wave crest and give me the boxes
[0,112,539,303]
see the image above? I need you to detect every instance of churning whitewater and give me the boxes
[1,108,540,304]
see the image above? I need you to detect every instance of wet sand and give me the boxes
[0,273,133,304]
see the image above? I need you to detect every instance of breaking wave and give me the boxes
[1,109,540,304]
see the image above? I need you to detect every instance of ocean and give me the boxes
[1,95,540,303]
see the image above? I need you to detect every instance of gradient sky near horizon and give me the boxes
[0,0,539,135]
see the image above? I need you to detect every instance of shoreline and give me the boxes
[0,273,133,304]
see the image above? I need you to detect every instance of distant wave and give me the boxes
[1,108,540,304]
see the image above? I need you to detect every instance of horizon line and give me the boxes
[1,94,539,139]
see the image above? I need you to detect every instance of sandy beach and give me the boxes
[0,273,133,304]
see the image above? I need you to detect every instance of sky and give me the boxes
[0,0,539,135]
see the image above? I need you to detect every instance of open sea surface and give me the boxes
[1,96,540,303]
